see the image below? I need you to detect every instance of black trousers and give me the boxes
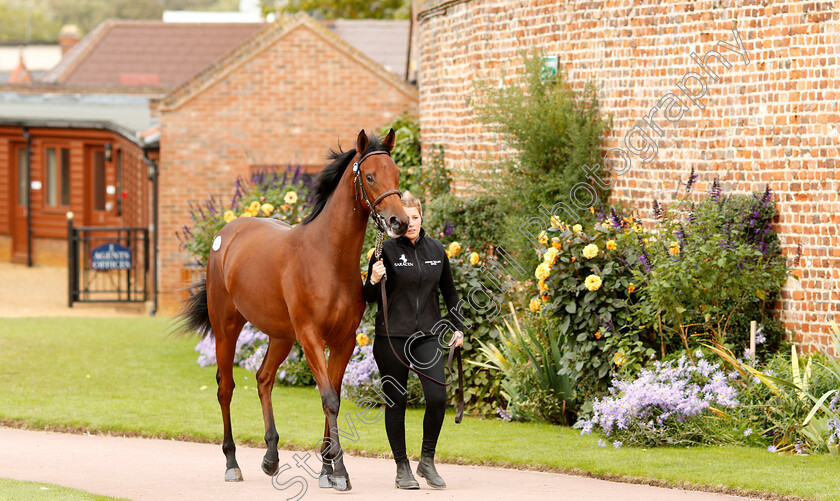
[372,334,447,463]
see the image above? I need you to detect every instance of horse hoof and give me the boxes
[319,473,331,488]
[225,467,243,482]
[262,458,280,476]
[319,464,334,488]
[329,474,351,491]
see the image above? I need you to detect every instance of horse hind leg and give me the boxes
[207,271,247,482]
[256,337,295,476]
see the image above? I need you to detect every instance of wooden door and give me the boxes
[10,144,28,262]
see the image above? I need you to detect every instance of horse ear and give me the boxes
[356,129,369,156]
[383,128,396,153]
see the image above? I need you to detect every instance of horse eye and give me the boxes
[366,174,373,182]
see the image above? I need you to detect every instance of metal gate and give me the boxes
[68,219,149,306]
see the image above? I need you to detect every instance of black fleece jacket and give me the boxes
[363,227,466,337]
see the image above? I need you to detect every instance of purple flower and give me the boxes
[755,326,766,345]
[743,428,753,437]
[767,445,777,453]
[613,440,623,449]
[597,439,606,448]
[610,208,622,229]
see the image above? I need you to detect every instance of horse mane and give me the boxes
[301,133,388,225]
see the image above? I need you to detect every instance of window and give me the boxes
[45,146,70,207]
[17,147,27,207]
[93,150,105,211]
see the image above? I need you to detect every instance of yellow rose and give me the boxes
[538,230,548,245]
[551,216,563,228]
[582,243,599,259]
[551,237,562,250]
[223,210,236,223]
[367,248,375,260]
[572,224,583,233]
[285,191,298,204]
[239,211,254,218]
[535,262,551,280]
[469,252,480,265]
[538,278,548,292]
[249,201,261,213]
[529,298,542,312]
[543,247,559,265]
[606,240,617,251]
[448,241,462,257]
[356,332,369,346]
[261,203,274,216]
[669,241,680,256]
[584,274,602,291]
[614,351,626,367]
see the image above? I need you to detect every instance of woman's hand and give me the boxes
[447,330,464,348]
[370,259,386,284]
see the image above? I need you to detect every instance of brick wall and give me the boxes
[417,0,839,350]
[157,22,418,314]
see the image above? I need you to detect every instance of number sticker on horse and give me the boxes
[212,235,222,251]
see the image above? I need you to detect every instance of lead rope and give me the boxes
[375,229,464,424]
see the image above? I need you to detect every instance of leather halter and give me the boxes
[353,150,402,233]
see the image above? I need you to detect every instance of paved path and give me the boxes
[0,262,146,317]
[0,427,752,501]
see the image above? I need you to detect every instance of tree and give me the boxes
[0,1,61,42]
[261,0,411,20]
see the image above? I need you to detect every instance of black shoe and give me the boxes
[416,454,446,489]
[394,459,419,489]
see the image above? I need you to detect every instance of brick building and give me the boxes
[156,13,418,313]
[415,0,839,350]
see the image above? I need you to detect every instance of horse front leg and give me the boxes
[300,335,352,492]
[256,337,295,476]
[317,336,356,488]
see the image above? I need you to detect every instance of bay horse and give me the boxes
[179,129,407,491]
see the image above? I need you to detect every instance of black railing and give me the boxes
[68,219,149,306]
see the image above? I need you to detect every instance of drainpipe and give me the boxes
[22,127,32,267]
[143,149,158,316]
[405,1,413,82]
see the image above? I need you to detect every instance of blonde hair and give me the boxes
[401,191,422,219]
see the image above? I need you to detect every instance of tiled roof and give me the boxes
[161,13,418,112]
[38,21,264,87]
[324,19,410,77]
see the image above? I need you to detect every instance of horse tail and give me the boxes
[179,277,214,339]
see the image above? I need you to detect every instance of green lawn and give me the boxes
[0,478,127,500]
[0,317,837,500]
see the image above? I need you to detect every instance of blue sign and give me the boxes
[91,243,132,270]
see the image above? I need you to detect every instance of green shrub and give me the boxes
[472,50,611,268]
[424,192,507,253]
[629,173,793,353]
[527,215,657,409]
[473,307,575,424]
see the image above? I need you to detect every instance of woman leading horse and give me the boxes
[179,129,407,491]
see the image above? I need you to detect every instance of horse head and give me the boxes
[354,128,408,238]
